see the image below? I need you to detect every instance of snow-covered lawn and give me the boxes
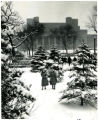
[18,65,97,120]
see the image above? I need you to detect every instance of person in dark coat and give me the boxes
[73,57,77,62]
[49,67,57,89]
[68,56,72,66]
[41,69,48,90]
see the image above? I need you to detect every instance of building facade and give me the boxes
[27,17,97,50]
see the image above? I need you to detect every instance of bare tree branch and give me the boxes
[13,31,38,48]
[86,5,97,33]
[1,1,24,31]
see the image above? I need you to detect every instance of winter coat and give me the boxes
[73,57,77,61]
[49,69,57,85]
[68,57,72,64]
[41,70,48,86]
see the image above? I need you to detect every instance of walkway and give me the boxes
[20,67,97,120]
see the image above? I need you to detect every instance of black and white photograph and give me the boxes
[1,0,97,119]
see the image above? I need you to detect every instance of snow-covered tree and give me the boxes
[59,42,97,107]
[1,2,35,119]
[1,1,24,57]
[31,46,47,71]
[1,1,37,57]
[49,47,60,62]
[34,46,47,60]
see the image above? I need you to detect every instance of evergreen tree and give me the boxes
[49,47,60,62]
[1,2,35,118]
[31,46,47,71]
[34,46,47,60]
[59,42,97,107]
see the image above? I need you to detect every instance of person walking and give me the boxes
[49,67,57,89]
[68,56,72,66]
[73,57,77,62]
[41,68,48,90]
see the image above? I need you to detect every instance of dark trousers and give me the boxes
[69,62,71,66]
[52,85,55,89]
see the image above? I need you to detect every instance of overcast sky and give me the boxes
[13,1,97,33]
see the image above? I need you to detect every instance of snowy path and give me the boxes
[19,66,97,120]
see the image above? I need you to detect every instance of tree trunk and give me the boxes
[65,46,68,54]
[32,47,33,56]
[7,34,15,56]
[28,49,30,56]
[27,50,28,55]
[73,37,76,53]
[65,38,68,54]
[63,37,68,54]
[94,38,96,55]
[12,47,15,56]
[80,97,84,106]
[72,38,74,53]
[74,39,76,51]
[30,36,34,57]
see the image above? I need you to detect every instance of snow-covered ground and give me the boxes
[18,65,97,120]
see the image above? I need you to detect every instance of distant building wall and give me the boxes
[87,34,97,49]
[26,17,97,50]
[27,18,33,26]
[77,30,88,46]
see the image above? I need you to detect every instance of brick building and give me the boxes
[27,17,97,50]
